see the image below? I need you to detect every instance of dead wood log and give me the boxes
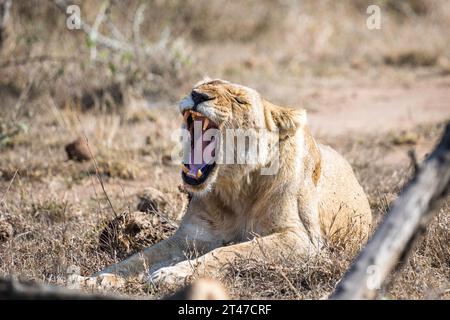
[0,276,125,300]
[0,276,229,300]
[331,122,450,299]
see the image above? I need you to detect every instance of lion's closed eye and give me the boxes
[232,95,248,105]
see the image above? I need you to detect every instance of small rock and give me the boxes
[0,219,13,243]
[65,137,93,162]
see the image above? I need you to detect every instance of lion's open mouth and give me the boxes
[181,110,219,186]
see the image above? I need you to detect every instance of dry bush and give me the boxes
[384,49,439,68]
[2,0,449,116]
[250,0,450,81]
[352,0,431,17]
[1,0,196,114]
[144,0,286,42]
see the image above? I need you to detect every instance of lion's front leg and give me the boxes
[150,230,315,286]
[95,236,187,278]
[71,236,188,290]
[81,217,220,289]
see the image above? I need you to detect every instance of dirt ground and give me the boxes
[0,1,449,300]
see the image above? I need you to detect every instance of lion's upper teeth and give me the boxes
[203,118,209,130]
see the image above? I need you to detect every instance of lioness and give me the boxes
[93,79,372,286]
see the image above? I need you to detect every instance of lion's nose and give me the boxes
[191,91,210,106]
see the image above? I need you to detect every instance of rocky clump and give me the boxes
[0,219,13,243]
[65,137,93,162]
[98,211,177,257]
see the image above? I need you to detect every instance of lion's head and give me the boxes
[178,78,306,193]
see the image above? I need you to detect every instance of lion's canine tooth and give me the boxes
[197,169,202,178]
[183,111,189,123]
[203,118,209,130]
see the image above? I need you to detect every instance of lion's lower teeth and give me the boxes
[183,166,203,179]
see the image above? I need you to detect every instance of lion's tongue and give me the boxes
[187,135,215,178]
[187,164,204,178]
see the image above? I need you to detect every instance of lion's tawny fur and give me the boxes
[91,79,372,286]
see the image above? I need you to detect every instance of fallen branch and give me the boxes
[0,277,125,300]
[0,276,228,300]
[331,122,450,299]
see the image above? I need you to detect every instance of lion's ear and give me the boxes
[263,99,306,135]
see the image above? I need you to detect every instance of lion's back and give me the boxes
[316,144,372,245]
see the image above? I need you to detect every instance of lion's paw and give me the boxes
[149,262,193,286]
[67,273,125,290]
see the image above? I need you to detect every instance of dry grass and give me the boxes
[2,1,450,111]
[0,0,449,300]
[0,105,448,299]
